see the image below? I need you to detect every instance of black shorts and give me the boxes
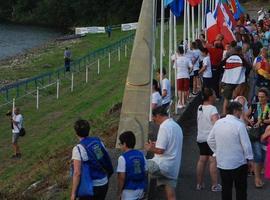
[193,70,199,76]
[221,83,237,100]
[197,142,213,156]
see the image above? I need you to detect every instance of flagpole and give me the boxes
[187,1,191,49]
[173,15,177,114]
[192,6,195,41]
[169,11,173,83]
[198,3,201,38]
[183,0,187,52]
[150,0,157,121]
[210,0,212,12]
[201,0,204,30]
[160,0,164,82]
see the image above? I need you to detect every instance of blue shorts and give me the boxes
[252,141,266,164]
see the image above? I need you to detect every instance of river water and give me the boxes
[0,23,60,60]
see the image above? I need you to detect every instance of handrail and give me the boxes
[0,33,135,100]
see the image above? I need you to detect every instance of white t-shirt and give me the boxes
[152,118,183,179]
[202,56,212,78]
[192,49,201,71]
[72,144,108,186]
[197,105,218,142]
[175,56,192,79]
[12,114,23,134]
[117,154,148,200]
[152,91,162,107]
[161,78,171,105]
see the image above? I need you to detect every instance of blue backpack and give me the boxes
[80,137,114,179]
[122,150,146,190]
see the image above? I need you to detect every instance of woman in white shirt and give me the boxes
[196,88,222,192]
[199,48,212,89]
[152,79,162,109]
[173,46,193,108]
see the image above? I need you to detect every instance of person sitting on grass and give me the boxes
[117,131,147,200]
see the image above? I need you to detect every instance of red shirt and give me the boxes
[207,47,223,69]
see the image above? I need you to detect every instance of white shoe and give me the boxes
[177,105,184,109]
[211,184,222,192]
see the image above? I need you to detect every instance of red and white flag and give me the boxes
[206,11,220,43]
[187,0,202,7]
[216,4,236,44]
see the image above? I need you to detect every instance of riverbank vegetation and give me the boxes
[0,0,143,28]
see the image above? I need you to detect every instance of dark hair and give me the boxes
[258,87,269,97]
[230,41,237,48]
[119,131,136,148]
[191,41,198,49]
[153,79,159,91]
[202,88,214,102]
[200,33,206,39]
[178,45,184,54]
[152,106,168,117]
[157,67,167,75]
[226,102,242,115]
[195,39,204,51]
[74,119,90,137]
[201,48,208,54]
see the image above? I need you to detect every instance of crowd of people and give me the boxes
[6,13,270,200]
[149,13,270,200]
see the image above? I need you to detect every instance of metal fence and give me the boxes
[0,33,135,107]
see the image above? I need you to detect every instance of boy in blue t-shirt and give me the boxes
[117,131,147,200]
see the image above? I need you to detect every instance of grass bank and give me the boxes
[0,23,184,199]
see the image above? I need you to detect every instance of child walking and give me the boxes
[117,131,147,200]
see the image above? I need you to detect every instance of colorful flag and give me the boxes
[206,11,220,43]
[169,0,184,17]
[222,2,237,27]
[216,4,236,43]
[230,0,237,14]
[164,0,174,7]
[233,0,245,20]
[187,0,202,7]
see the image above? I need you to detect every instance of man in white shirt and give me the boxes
[156,68,171,110]
[145,106,183,200]
[220,46,250,114]
[207,102,254,200]
[11,107,23,159]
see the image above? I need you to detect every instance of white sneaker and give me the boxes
[211,184,222,192]
[177,104,184,109]
[196,184,205,191]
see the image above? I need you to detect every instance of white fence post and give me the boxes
[125,45,127,57]
[108,52,111,68]
[118,47,121,61]
[98,59,100,74]
[71,73,74,92]
[12,98,15,114]
[56,79,60,99]
[86,67,89,83]
[36,87,39,110]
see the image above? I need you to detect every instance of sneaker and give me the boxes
[177,104,184,109]
[211,184,222,192]
[196,184,204,191]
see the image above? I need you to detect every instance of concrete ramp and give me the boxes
[116,0,154,149]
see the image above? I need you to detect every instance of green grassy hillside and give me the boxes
[0,23,184,199]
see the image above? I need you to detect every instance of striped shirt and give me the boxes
[221,55,246,84]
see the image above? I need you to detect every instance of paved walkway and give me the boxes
[151,102,270,200]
